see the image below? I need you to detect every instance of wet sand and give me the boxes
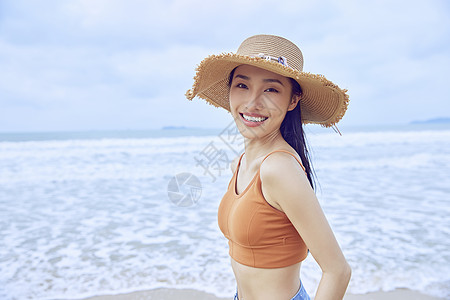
[80,287,445,300]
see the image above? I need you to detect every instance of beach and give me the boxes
[79,288,445,300]
[1,125,449,300]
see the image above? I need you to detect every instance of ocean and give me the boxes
[0,124,449,299]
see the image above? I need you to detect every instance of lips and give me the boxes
[239,113,268,127]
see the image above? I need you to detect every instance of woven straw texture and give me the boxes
[186,35,349,127]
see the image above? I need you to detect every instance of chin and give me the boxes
[237,122,276,140]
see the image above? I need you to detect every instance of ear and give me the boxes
[287,94,300,111]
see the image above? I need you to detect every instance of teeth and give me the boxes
[242,114,268,122]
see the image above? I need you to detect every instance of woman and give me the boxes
[186,35,351,300]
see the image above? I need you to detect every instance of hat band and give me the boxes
[253,53,291,69]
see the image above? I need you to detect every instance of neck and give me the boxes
[242,129,286,166]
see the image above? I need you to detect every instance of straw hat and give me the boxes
[185,34,349,127]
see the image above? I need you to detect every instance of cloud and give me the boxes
[0,0,449,131]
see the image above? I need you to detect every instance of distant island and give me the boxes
[161,126,190,130]
[411,117,450,124]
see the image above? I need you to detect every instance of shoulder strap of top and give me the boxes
[261,150,306,172]
[231,152,245,177]
[236,152,245,171]
[227,152,245,190]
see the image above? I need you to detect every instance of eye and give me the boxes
[264,87,279,93]
[236,83,248,89]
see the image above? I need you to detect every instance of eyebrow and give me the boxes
[263,78,284,86]
[234,74,250,81]
[234,74,284,86]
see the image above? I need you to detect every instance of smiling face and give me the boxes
[229,64,299,140]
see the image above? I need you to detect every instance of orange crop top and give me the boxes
[218,150,308,269]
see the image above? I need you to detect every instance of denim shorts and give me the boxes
[233,281,310,300]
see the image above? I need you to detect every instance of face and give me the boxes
[229,64,299,139]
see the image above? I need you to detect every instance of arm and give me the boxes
[260,153,351,300]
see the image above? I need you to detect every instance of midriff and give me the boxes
[232,258,302,300]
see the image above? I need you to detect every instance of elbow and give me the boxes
[323,260,352,284]
[330,260,351,284]
[341,261,352,284]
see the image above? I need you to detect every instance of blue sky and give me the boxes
[0,0,449,132]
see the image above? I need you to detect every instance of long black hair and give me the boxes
[228,68,316,190]
[281,79,316,190]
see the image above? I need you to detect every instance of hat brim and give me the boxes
[186,53,349,127]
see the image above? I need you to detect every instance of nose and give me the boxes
[245,90,265,110]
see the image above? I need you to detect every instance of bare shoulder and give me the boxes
[260,151,307,182]
[259,151,312,209]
